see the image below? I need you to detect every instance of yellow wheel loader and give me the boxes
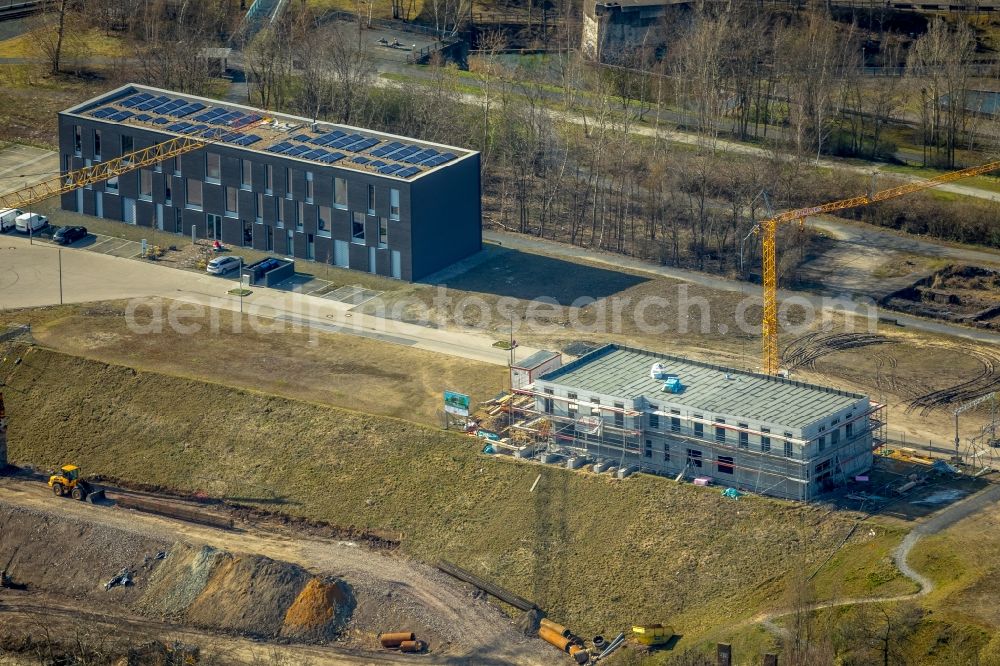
[48,465,102,502]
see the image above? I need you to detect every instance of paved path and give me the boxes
[485,230,1000,347]
[0,233,537,366]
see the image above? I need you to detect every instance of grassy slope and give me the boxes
[2,344,904,647]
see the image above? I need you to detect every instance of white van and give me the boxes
[0,208,21,232]
[15,212,48,234]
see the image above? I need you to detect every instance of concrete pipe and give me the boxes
[379,632,416,648]
[593,635,606,649]
[540,618,571,638]
[399,640,426,653]
[538,626,572,652]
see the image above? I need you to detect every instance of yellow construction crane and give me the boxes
[758,159,1000,375]
[0,119,267,211]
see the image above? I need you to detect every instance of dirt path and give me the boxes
[0,477,550,666]
[752,482,1000,638]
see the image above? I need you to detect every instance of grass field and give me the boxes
[0,344,907,658]
[0,27,125,60]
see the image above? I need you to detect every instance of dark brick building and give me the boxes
[59,84,482,281]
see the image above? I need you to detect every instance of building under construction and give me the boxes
[514,345,883,501]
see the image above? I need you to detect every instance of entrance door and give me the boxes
[243,220,253,247]
[207,213,222,240]
[334,240,348,268]
[75,189,83,214]
[265,226,273,252]
[123,198,136,224]
[95,192,103,219]
[156,204,164,230]
[391,250,401,279]
[368,247,376,274]
[286,230,294,257]
[307,234,315,260]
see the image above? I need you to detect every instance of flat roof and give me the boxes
[514,350,560,370]
[61,84,476,181]
[538,345,865,429]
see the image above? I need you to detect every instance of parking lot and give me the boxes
[8,226,383,307]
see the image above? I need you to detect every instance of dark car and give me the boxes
[53,225,87,245]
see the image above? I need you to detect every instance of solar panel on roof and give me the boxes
[136,95,171,111]
[235,135,262,147]
[92,108,115,119]
[369,160,387,168]
[135,113,152,122]
[286,145,310,156]
[396,166,420,178]
[318,152,345,164]
[214,111,243,126]
[293,133,312,142]
[313,131,345,146]
[221,132,244,142]
[378,164,403,175]
[167,122,191,132]
[301,149,328,160]
[109,111,135,122]
[232,114,262,128]
[351,156,370,164]
[352,138,379,152]
[330,134,363,149]
[386,145,420,160]
[119,92,153,108]
[152,98,184,113]
[405,149,437,164]
[153,117,170,125]
[192,108,225,122]
[267,142,292,153]
[172,102,205,118]
[370,141,402,157]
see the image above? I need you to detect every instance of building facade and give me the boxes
[581,0,691,63]
[58,84,482,281]
[524,345,879,501]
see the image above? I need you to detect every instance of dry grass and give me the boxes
[0,27,125,60]
[1,344,902,647]
[0,66,107,147]
[0,302,503,425]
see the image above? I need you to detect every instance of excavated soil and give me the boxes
[281,577,354,641]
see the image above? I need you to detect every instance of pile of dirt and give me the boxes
[281,577,354,641]
[0,502,169,603]
[137,543,350,640]
[883,264,1000,328]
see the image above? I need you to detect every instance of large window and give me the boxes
[139,170,153,200]
[187,178,203,209]
[670,409,681,433]
[334,177,347,209]
[73,125,82,155]
[717,456,734,475]
[687,449,703,468]
[318,205,331,235]
[225,186,238,217]
[93,129,102,160]
[285,167,292,198]
[241,160,252,189]
[760,427,771,453]
[378,217,387,248]
[352,212,365,244]
[265,164,273,194]
[613,402,624,428]
[206,153,221,182]
[296,202,304,231]
[390,188,400,220]
[693,420,704,439]
[783,433,794,458]
[121,134,134,158]
[164,178,171,204]
[106,175,119,194]
[255,193,264,223]
[367,184,375,215]
[738,423,749,449]
[715,418,726,444]
[305,171,314,203]
[648,407,659,431]
[275,197,284,227]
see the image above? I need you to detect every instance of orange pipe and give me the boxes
[380,632,415,648]
[540,618,570,637]
[569,645,589,664]
[399,640,426,653]
[538,626,571,652]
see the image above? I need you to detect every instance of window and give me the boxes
[614,402,624,428]
[296,202,304,231]
[760,427,771,453]
[139,170,152,200]
[106,175,119,194]
[738,423,749,449]
[715,419,726,444]
[543,388,553,414]
[687,449,703,468]
[121,134,133,157]
[352,212,365,243]
[567,399,578,420]
[206,153,221,182]
[390,188,400,220]
[334,177,347,209]
[94,129,102,160]
[818,435,826,452]
[670,409,681,433]
[831,429,841,445]
[164,178,171,204]
[305,172,314,203]
[590,398,600,417]
[663,445,670,462]
[717,456,734,474]
[318,205,331,235]
[649,410,659,431]
[275,197,284,228]
[225,186,238,217]
[694,420,704,439]
[644,440,652,459]
[784,433,794,458]
[846,422,854,438]
[170,158,180,177]
[367,184,375,214]
[265,165,274,194]
[255,193,264,223]
[241,160,252,189]
[378,217,388,248]
[186,179,203,209]
[73,125,82,155]
[285,167,292,198]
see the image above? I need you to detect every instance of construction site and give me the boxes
[3,0,1000,664]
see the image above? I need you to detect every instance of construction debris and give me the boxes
[436,560,537,611]
[379,632,415,648]
[105,568,134,591]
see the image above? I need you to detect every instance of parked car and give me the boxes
[0,208,22,232]
[206,255,241,275]
[14,213,47,234]
[53,225,88,245]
